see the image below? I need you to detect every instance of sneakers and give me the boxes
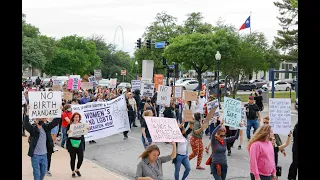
[123,137,128,140]
[196,166,205,170]
[53,146,59,152]
[227,150,231,156]
[46,171,52,176]
[238,145,241,150]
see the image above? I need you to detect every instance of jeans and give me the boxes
[211,163,228,180]
[250,173,272,180]
[246,119,259,139]
[142,135,152,149]
[174,154,191,180]
[61,126,67,148]
[31,154,47,180]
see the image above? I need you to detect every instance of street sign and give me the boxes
[168,65,175,69]
[121,70,126,75]
[155,41,165,49]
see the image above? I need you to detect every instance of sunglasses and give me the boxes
[263,122,269,124]
[219,134,226,137]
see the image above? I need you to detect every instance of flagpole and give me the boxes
[250,11,252,34]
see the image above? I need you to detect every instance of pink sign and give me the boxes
[144,117,185,142]
[28,88,36,92]
[68,78,81,90]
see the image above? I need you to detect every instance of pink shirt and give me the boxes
[249,141,276,179]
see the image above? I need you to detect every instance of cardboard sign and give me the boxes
[52,84,61,91]
[174,86,182,98]
[64,92,73,101]
[156,85,172,107]
[28,91,62,118]
[183,110,193,122]
[154,74,164,91]
[184,90,197,101]
[68,123,90,137]
[81,82,93,90]
[269,98,291,135]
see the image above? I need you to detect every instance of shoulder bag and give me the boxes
[276,166,282,176]
[205,143,220,165]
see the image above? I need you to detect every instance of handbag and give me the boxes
[70,139,81,148]
[205,143,220,165]
[276,166,282,176]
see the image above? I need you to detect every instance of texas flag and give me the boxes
[239,16,250,31]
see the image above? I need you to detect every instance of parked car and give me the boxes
[237,81,257,91]
[249,79,268,88]
[175,78,197,85]
[295,98,298,111]
[117,82,131,89]
[180,80,199,90]
[98,79,110,87]
[262,81,291,91]
[281,78,296,90]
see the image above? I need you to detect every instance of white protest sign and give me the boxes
[223,97,242,129]
[71,95,130,141]
[109,78,117,88]
[88,76,98,87]
[174,86,182,98]
[131,80,141,92]
[269,98,291,135]
[22,91,26,105]
[142,83,154,97]
[81,82,93,90]
[207,99,220,117]
[28,91,62,118]
[53,79,62,86]
[156,85,172,107]
[69,75,80,79]
[144,117,185,142]
[69,123,90,137]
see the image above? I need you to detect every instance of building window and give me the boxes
[289,64,293,69]
[275,72,279,79]
[281,63,285,69]
[285,64,289,70]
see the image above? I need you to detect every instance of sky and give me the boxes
[23,0,281,56]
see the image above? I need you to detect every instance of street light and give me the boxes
[215,51,221,108]
[135,61,138,80]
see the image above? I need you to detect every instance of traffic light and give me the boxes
[146,39,151,49]
[165,41,170,46]
[136,38,141,49]
[174,63,179,78]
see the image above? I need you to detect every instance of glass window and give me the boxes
[289,64,293,69]
[281,63,285,69]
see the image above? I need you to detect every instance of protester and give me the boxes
[123,99,134,140]
[135,143,176,180]
[225,125,238,156]
[248,124,276,180]
[183,100,196,128]
[262,116,286,155]
[128,92,138,127]
[288,122,298,180]
[253,90,264,111]
[66,112,88,178]
[141,110,153,149]
[245,96,261,140]
[50,117,60,152]
[61,104,72,148]
[144,97,157,117]
[23,105,59,180]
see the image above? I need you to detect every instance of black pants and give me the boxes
[132,111,136,125]
[123,114,133,137]
[22,115,26,135]
[226,128,237,151]
[57,118,62,137]
[250,173,272,180]
[47,152,52,171]
[69,149,84,171]
[288,149,298,180]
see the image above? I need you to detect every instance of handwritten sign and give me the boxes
[157,85,172,107]
[144,117,185,142]
[68,78,81,90]
[183,110,193,121]
[28,91,62,118]
[64,92,73,101]
[174,86,182,98]
[207,99,220,117]
[88,76,98,87]
[131,80,141,92]
[22,91,26,105]
[109,78,117,88]
[184,90,197,101]
[94,69,102,80]
[81,82,93,90]
[269,98,291,135]
[53,79,62,86]
[142,83,154,97]
[223,97,242,129]
[69,123,90,137]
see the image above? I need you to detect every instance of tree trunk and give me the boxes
[196,70,202,93]
[233,76,239,99]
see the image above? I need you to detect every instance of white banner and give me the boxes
[269,98,291,135]
[71,95,130,141]
[157,85,171,107]
[28,91,62,118]
[131,80,141,92]
[69,123,90,137]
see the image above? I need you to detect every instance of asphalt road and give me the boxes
[71,109,298,180]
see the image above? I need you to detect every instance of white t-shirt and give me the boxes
[196,96,206,114]
[177,137,188,155]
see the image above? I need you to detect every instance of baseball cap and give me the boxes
[249,96,254,100]
[257,90,262,94]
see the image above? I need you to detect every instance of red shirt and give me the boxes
[61,111,73,127]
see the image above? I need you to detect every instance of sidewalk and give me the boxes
[22,132,129,180]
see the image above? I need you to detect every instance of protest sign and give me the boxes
[53,79,62,86]
[223,97,242,129]
[269,98,291,135]
[28,91,62,118]
[156,85,172,107]
[241,107,246,120]
[142,83,154,97]
[207,99,220,117]
[109,78,117,88]
[94,69,102,80]
[154,74,164,91]
[64,92,73,101]
[88,76,98,87]
[71,95,130,141]
[22,91,26,105]
[68,77,81,90]
[69,75,80,79]
[174,86,182,98]
[81,82,93,90]
[68,123,90,137]
[183,110,193,121]
[144,117,185,142]
[131,80,141,92]
[52,84,61,91]
[184,91,197,101]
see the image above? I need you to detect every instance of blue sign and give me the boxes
[155,41,165,49]
[168,65,175,69]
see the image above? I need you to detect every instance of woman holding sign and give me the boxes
[141,110,153,149]
[66,112,88,178]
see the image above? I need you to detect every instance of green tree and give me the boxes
[274,0,298,62]
[163,33,218,88]
[22,36,46,70]
[45,35,100,76]
[178,12,214,34]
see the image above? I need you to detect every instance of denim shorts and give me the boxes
[51,126,59,135]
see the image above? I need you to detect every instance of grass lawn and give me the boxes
[220,91,296,103]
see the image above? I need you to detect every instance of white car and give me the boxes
[98,79,110,87]
[262,81,291,91]
[117,82,131,89]
[180,80,199,90]
[175,78,197,85]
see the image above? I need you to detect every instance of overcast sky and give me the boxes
[23,0,281,56]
